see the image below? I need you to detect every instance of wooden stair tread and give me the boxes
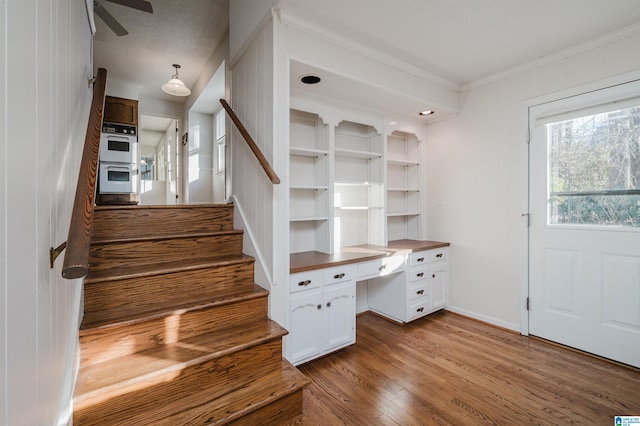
[90,229,243,245]
[74,319,288,403]
[80,283,268,332]
[94,203,233,211]
[85,254,254,284]
[153,360,309,426]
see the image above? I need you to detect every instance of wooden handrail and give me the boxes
[61,68,108,279]
[219,99,280,184]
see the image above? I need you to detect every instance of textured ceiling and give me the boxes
[92,0,229,103]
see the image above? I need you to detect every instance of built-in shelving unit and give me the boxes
[289,107,424,254]
[386,130,422,241]
[289,109,331,253]
[334,120,384,250]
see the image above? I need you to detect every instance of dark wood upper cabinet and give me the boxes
[104,96,138,126]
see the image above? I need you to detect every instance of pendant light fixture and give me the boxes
[161,64,191,97]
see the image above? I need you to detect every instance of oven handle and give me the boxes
[103,134,135,142]
[105,165,131,171]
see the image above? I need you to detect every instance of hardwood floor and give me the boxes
[292,311,640,425]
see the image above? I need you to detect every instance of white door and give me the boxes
[323,281,355,352]
[287,288,323,364]
[529,81,640,368]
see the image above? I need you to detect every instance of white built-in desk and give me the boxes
[287,239,450,365]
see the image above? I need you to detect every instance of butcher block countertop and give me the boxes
[290,239,450,274]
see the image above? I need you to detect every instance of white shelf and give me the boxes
[387,212,420,217]
[387,159,419,166]
[290,216,329,222]
[290,147,329,157]
[334,148,382,159]
[290,185,329,190]
[335,206,383,211]
[335,181,383,187]
[387,187,420,192]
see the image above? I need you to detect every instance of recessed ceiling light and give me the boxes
[419,110,434,116]
[300,75,321,84]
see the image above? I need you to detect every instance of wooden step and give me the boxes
[88,231,244,273]
[80,284,269,366]
[153,360,309,426]
[92,204,235,240]
[83,256,256,323]
[140,361,308,426]
[74,320,288,425]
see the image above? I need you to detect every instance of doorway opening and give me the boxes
[139,115,179,205]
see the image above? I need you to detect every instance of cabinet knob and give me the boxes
[378,264,386,271]
[317,304,322,310]
[417,257,425,262]
[432,274,436,278]
[417,272,424,278]
[298,280,312,287]
[326,301,331,308]
[417,289,424,295]
[333,273,345,279]
[417,307,424,313]
[436,253,443,258]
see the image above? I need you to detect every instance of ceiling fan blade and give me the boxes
[95,1,129,36]
[105,0,153,14]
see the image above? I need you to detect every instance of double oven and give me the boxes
[99,122,138,198]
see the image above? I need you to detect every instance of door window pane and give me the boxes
[547,105,640,227]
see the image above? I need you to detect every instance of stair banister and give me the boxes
[219,99,280,184]
[61,67,108,279]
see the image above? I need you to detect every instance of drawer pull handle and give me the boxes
[326,301,332,308]
[436,253,443,258]
[333,273,345,279]
[317,304,322,310]
[417,289,424,295]
[417,307,424,313]
[417,272,424,278]
[417,257,425,262]
[379,264,387,271]
[298,280,312,286]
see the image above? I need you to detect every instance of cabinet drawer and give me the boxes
[430,248,448,262]
[289,270,323,293]
[323,264,357,285]
[408,282,428,301]
[408,266,429,282]
[358,256,404,279]
[408,299,430,320]
[409,251,429,267]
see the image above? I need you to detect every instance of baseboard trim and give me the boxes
[444,306,521,334]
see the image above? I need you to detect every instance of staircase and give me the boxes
[73,204,308,425]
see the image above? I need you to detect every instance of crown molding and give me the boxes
[463,22,640,92]
[277,9,461,93]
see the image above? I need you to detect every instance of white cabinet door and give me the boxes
[288,288,323,364]
[323,281,355,352]
[430,261,447,310]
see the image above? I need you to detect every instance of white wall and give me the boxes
[425,27,640,331]
[230,17,282,323]
[188,111,214,203]
[0,0,92,424]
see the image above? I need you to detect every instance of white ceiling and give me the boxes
[92,0,640,117]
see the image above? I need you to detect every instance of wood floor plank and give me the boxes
[295,311,640,425]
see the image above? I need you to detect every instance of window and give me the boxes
[215,109,226,173]
[546,104,640,227]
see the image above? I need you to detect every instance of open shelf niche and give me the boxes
[289,109,331,253]
[385,130,422,241]
[334,120,384,251]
